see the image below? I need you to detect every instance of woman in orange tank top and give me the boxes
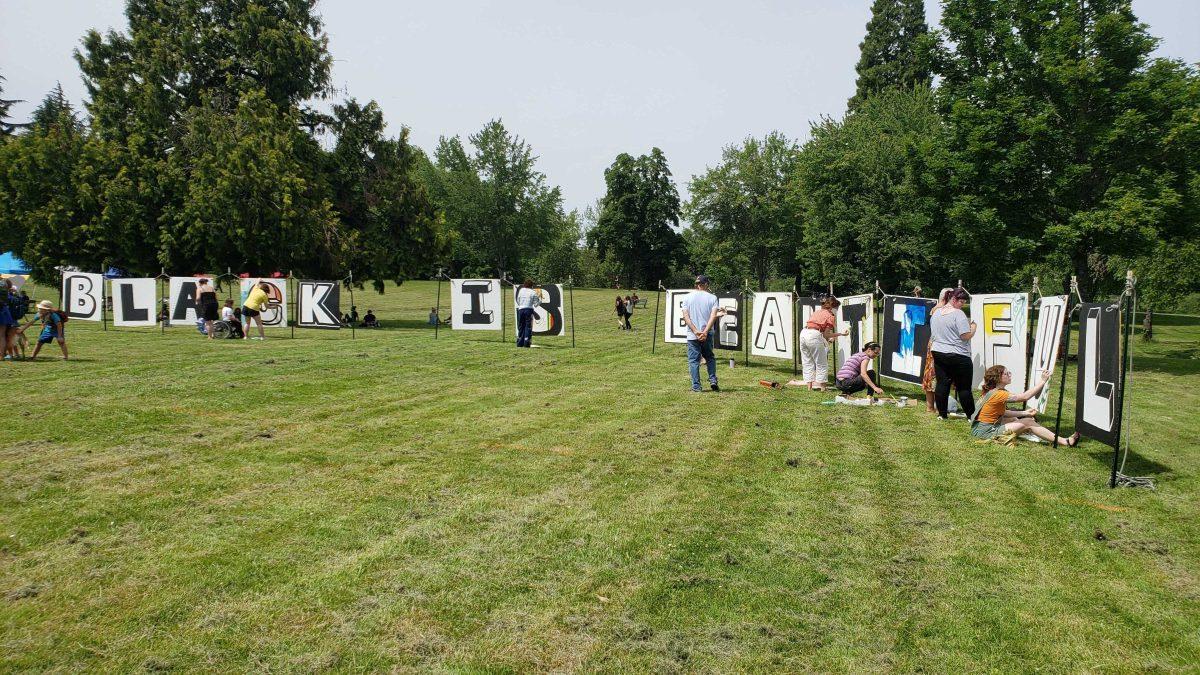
[970,365,1080,445]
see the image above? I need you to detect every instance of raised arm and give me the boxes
[1008,370,1051,403]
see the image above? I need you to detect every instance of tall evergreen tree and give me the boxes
[0,88,89,279]
[66,0,339,276]
[588,148,682,288]
[0,73,26,138]
[848,0,930,112]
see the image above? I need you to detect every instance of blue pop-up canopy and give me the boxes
[0,252,30,274]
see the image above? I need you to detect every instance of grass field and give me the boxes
[1,280,1197,672]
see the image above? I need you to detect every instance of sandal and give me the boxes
[1064,432,1081,447]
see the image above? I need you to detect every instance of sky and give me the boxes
[2,0,1198,217]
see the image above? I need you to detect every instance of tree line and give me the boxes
[0,0,1196,307]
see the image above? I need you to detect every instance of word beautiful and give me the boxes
[448,279,565,336]
[657,288,1116,445]
[61,273,343,329]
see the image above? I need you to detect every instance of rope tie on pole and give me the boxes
[1114,271,1152,489]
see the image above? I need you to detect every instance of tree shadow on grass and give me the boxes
[1086,447,1174,477]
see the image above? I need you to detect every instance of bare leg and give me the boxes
[243,317,252,339]
[1004,418,1072,444]
[58,338,68,360]
[925,391,936,413]
[29,342,43,360]
[205,319,214,338]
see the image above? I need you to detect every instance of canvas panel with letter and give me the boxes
[1075,302,1122,446]
[1028,295,1068,412]
[663,290,690,344]
[451,279,501,330]
[111,278,157,327]
[880,295,936,384]
[715,292,742,351]
[240,278,288,327]
[513,284,564,336]
[970,293,1030,392]
[835,293,875,370]
[297,281,341,329]
[751,292,794,360]
[60,272,104,322]
[167,275,217,325]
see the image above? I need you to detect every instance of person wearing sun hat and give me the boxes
[19,300,68,361]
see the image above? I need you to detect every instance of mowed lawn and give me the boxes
[1,280,1197,672]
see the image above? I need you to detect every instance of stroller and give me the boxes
[211,319,244,339]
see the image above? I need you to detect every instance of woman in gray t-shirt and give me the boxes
[929,288,977,419]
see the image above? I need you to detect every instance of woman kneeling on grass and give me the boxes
[970,365,1080,446]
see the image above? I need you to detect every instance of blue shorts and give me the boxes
[38,328,63,345]
[0,305,15,328]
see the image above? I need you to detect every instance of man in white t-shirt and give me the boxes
[514,279,542,348]
[681,275,724,392]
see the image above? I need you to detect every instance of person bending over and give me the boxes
[20,300,68,360]
[970,366,1080,446]
[835,342,884,398]
[798,296,848,391]
[242,281,271,340]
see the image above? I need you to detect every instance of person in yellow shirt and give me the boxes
[969,365,1080,445]
[242,281,271,341]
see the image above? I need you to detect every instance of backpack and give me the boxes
[53,311,69,325]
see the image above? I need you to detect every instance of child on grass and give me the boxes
[20,300,68,361]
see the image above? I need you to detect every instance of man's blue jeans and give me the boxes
[516,307,535,347]
[687,335,718,391]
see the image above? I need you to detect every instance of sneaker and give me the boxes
[690,388,702,393]
[710,383,720,392]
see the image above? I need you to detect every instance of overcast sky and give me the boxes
[3,1,1198,216]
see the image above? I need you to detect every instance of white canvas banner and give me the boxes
[970,293,1030,392]
[663,289,690,343]
[297,281,341,329]
[835,293,875,370]
[1028,295,1068,412]
[60,271,103,321]
[167,275,217,325]
[451,279,502,330]
[111,278,156,327]
[240,278,288,327]
[512,284,564,336]
[751,292,793,360]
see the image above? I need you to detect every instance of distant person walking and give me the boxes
[623,295,634,330]
[196,278,219,340]
[930,288,977,419]
[614,295,627,330]
[242,281,271,341]
[798,296,847,391]
[681,275,724,392]
[515,279,541,348]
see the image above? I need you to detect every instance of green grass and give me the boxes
[2,281,1197,672]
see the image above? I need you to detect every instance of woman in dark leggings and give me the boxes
[929,288,978,418]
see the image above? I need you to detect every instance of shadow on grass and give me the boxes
[1132,351,1200,376]
[1086,447,1174,476]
